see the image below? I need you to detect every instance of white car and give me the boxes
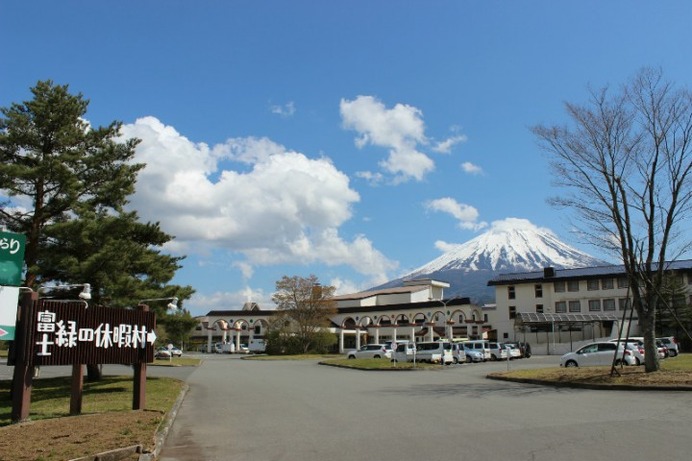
[503,343,522,359]
[463,345,484,363]
[450,343,467,364]
[347,344,391,359]
[488,342,508,361]
[560,341,635,367]
[657,337,680,357]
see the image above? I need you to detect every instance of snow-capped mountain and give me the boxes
[374,218,609,303]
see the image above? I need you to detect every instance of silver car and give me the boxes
[560,341,635,367]
[347,344,391,359]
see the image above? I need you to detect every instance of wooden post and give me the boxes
[11,291,37,422]
[70,364,84,415]
[132,303,149,410]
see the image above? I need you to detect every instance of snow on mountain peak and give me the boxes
[407,217,604,276]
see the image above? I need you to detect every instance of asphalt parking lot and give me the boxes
[156,355,692,461]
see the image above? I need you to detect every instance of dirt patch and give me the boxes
[0,410,164,461]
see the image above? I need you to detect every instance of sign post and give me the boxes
[0,230,26,341]
[11,298,157,421]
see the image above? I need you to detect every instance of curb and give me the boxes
[486,374,692,391]
[139,382,190,461]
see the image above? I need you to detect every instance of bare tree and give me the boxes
[271,274,337,354]
[532,68,692,372]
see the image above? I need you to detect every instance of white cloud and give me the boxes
[425,197,487,231]
[461,162,483,175]
[270,101,296,118]
[432,134,467,154]
[120,116,396,282]
[340,95,435,182]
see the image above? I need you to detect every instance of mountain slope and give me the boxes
[375,218,608,303]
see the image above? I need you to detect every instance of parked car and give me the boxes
[391,342,416,362]
[657,336,680,357]
[462,340,491,361]
[503,341,531,358]
[462,345,484,363]
[347,344,391,359]
[503,343,522,359]
[608,339,645,365]
[488,342,508,361]
[415,341,454,364]
[155,347,172,359]
[450,343,467,364]
[169,346,183,357]
[560,341,635,367]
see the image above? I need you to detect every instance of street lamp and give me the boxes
[39,283,91,300]
[139,297,179,311]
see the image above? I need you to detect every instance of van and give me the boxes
[415,341,454,364]
[450,343,467,364]
[462,340,491,361]
[391,342,416,363]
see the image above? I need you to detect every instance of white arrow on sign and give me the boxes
[147,330,157,344]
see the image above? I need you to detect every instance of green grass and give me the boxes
[489,353,692,387]
[0,375,183,426]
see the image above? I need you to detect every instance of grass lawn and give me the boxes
[0,367,190,461]
[488,353,692,387]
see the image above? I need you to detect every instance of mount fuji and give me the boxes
[374,218,609,303]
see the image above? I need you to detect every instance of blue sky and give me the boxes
[2,1,691,316]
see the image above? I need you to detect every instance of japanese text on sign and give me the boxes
[35,309,156,357]
[0,237,22,255]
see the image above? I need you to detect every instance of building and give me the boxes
[193,279,488,353]
[487,259,692,354]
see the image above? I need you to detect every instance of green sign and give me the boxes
[0,231,26,286]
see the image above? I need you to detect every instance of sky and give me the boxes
[2,1,692,316]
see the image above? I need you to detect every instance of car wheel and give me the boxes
[491,354,497,361]
[565,360,578,367]
[670,350,678,357]
[348,355,355,359]
[635,357,641,366]
[453,357,459,364]
[373,355,381,359]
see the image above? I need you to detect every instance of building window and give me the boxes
[589,300,601,312]
[603,299,616,311]
[567,280,580,292]
[509,306,516,320]
[503,332,509,339]
[617,277,629,288]
[508,286,516,299]
[601,278,614,290]
[555,301,567,313]
[554,281,565,292]
[536,304,544,313]
[569,300,582,312]
[618,298,630,311]
[587,279,599,291]
[535,284,543,298]
[254,325,261,335]
[484,314,489,322]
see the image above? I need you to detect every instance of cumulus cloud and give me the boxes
[425,197,487,231]
[120,116,397,281]
[340,95,438,183]
[461,162,483,175]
